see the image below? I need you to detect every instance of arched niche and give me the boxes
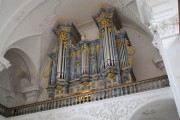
[129,98,179,120]
[4,49,30,92]
[4,47,37,86]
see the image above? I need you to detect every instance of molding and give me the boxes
[116,0,152,37]
[0,55,11,71]
[136,0,178,24]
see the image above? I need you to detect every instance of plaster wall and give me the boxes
[160,35,180,116]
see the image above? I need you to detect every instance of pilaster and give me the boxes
[136,0,180,116]
[21,86,40,103]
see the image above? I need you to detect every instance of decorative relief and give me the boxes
[150,18,179,39]
[150,17,179,49]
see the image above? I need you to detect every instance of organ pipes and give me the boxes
[102,23,116,68]
[47,7,136,99]
[57,41,67,80]
[81,45,89,75]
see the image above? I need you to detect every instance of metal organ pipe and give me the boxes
[105,27,110,65]
[107,28,112,66]
[82,49,88,74]
[110,32,115,66]
[102,29,107,67]
[86,51,89,74]
[82,50,84,74]
[71,55,74,79]
[64,48,66,79]
[58,41,63,78]
[61,43,65,79]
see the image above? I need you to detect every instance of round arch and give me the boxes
[128,98,179,120]
[4,47,37,85]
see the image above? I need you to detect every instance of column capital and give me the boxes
[21,86,40,103]
[150,18,179,38]
[149,17,179,49]
[0,55,11,71]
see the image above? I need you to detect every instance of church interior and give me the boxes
[0,0,180,120]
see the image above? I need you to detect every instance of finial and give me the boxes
[81,32,86,41]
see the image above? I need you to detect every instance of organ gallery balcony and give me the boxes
[0,75,169,118]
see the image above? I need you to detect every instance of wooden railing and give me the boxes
[0,75,169,117]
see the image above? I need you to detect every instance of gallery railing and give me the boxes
[0,75,169,117]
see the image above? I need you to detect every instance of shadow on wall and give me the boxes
[129,98,180,120]
[68,115,99,120]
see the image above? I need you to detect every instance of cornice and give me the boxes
[150,17,179,49]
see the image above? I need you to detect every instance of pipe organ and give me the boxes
[46,7,136,98]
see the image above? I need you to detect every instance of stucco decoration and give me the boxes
[150,17,179,49]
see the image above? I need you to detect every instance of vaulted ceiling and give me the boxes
[0,0,178,106]
[0,0,151,56]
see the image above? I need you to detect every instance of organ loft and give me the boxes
[46,6,136,98]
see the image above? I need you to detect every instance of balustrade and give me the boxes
[0,75,169,117]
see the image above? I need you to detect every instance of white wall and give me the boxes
[0,116,5,120]
[160,35,180,116]
[6,88,174,120]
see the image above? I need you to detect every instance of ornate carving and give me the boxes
[150,18,179,39]
[150,17,179,50]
